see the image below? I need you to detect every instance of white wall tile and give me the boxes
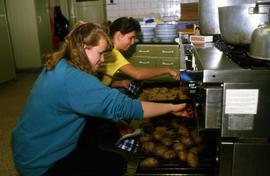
[106,0,198,21]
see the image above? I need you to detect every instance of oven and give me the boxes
[123,39,270,176]
[123,82,219,176]
[183,39,270,176]
[123,36,270,176]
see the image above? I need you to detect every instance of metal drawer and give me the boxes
[155,45,180,57]
[131,45,156,56]
[129,56,156,68]
[156,57,180,69]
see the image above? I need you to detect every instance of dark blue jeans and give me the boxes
[43,118,127,176]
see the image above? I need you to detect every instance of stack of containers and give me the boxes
[140,26,155,43]
[155,23,177,43]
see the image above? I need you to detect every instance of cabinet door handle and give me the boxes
[139,61,150,64]
[162,50,174,54]
[138,50,150,53]
[162,62,174,66]
[37,16,42,23]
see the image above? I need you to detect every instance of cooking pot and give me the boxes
[249,23,270,60]
[218,2,270,45]
[199,0,255,35]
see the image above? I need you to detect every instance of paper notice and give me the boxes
[225,89,259,114]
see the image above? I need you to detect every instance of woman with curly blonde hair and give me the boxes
[12,22,191,176]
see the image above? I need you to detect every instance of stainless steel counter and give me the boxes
[190,43,270,83]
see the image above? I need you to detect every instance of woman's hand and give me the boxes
[142,102,193,119]
[116,120,134,136]
[111,80,131,89]
[168,69,180,80]
[171,103,194,118]
[119,80,131,89]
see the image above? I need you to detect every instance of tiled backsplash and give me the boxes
[106,0,198,21]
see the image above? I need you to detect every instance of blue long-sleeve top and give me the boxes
[11,59,144,176]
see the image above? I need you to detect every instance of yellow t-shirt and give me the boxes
[99,48,130,86]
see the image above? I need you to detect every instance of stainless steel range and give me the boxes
[183,39,270,176]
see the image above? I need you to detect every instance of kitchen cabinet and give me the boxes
[0,0,16,83]
[126,44,181,81]
[5,0,52,69]
[35,0,54,61]
[70,0,106,25]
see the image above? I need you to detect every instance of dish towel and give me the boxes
[116,128,143,153]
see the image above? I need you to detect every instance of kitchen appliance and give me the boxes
[182,37,270,176]
[218,2,270,45]
[133,126,219,176]
[123,37,270,175]
[198,0,255,35]
[124,98,219,176]
[121,36,270,176]
[249,23,270,60]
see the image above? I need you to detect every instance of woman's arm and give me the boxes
[141,102,192,119]
[110,79,131,89]
[119,64,179,81]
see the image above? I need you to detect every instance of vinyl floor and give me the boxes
[0,69,40,176]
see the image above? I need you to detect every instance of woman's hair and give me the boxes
[44,22,112,73]
[109,17,141,37]
[100,20,112,35]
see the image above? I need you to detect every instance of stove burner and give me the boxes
[214,38,270,69]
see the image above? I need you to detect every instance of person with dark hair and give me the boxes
[54,6,69,42]
[11,21,192,176]
[99,17,180,89]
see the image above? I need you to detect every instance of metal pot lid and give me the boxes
[249,23,270,61]
[248,52,270,61]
